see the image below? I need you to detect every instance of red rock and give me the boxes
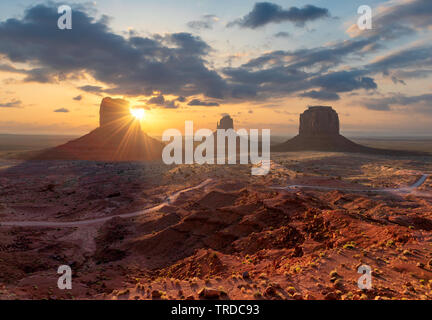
[217,115,234,130]
[198,288,222,299]
[99,97,130,127]
[324,292,338,300]
[273,106,425,155]
[151,290,162,299]
[33,97,164,161]
[299,106,339,136]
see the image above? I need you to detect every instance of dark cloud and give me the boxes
[187,15,218,31]
[300,90,340,101]
[0,4,226,99]
[0,100,22,108]
[147,95,179,109]
[73,95,83,101]
[241,37,380,70]
[79,85,105,94]
[274,31,290,38]
[227,2,330,29]
[54,108,69,113]
[164,100,179,109]
[311,70,377,93]
[366,44,432,74]
[147,95,166,105]
[187,99,220,107]
[362,93,432,111]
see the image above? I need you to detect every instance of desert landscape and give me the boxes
[1,101,431,300]
[1,0,432,304]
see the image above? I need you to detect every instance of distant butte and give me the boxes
[217,115,234,130]
[33,97,164,161]
[273,106,427,155]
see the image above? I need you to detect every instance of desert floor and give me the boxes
[0,150,432,300]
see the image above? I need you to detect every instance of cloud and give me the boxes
[366,43,432,74]
[0,1,431,110]
[79,85,105,94]
[241,37,380,70]
[187,15,219,31]
[164,100,179,109]
[0,63,27,74]
[147,94,179,109]
[0,100,22,108]
[347,0,432,40]
[362,93,432,111]
[311,70,377,93]
[147,95,166,105]
[274,31,290,38]
[227,2,330,29]
[73,95,83,101]
[300,90,340,101]
[54,108,70,113]
[187,99,220,106]
[0,4,226,99]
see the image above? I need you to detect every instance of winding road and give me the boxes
[0,174,430,228]
[273,174,430,194]
[0,179,213,228]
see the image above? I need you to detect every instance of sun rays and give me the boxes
[130,107,146,121]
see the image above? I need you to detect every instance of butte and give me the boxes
[272,106,427,155]
[33,97,164,161]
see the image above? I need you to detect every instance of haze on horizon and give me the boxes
[0,0,431,137]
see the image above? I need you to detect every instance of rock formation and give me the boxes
[217,115,234,130]
[99,97,131,128]
[273,106,425,155]
[33,97,164,161]
[299,106,339,136]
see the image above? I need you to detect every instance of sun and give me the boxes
[130,107,145,120]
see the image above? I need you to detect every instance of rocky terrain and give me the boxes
[0,103,431,300]
[0,152,431,300]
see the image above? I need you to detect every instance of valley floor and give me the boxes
[0,152,432,300]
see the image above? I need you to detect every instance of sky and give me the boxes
[0,0,431,136]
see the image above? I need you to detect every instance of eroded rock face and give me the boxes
[99,97,130,127]
[299,106,339,136]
